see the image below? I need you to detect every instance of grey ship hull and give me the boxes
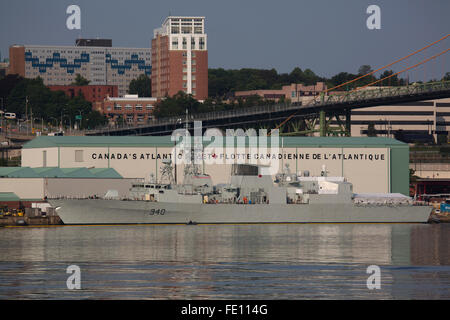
[49,199,431,224]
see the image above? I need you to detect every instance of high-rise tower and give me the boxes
[151,16,208,100]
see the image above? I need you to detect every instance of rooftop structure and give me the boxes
[75,38,112,47]
[0,166,123,178]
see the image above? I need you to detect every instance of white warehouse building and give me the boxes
[20,136,410,195]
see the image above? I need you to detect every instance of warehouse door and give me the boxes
[43,150,47,167]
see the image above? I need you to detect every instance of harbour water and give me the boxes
[0,223,449,299]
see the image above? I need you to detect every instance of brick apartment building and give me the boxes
[48,85,118,104]
[95,95,159,126]
[152,16,208,100]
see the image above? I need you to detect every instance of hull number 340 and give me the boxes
[149,209,166,215]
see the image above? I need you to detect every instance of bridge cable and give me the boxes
[348,48,449,92]
[270,34,449,134]
[322,34,449,94]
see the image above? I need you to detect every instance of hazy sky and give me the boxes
[1,0,449,81]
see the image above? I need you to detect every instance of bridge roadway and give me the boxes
[86,81,450,136]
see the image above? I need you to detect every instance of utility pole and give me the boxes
[25,96,28,134]
[30,106,33,136]
[0,98,3,138]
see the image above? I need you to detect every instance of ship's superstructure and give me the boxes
[49,161,431,224]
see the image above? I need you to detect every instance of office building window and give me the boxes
[172,39,178,49]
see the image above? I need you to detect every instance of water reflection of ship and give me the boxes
[4,224,449,299]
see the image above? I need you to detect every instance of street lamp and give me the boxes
[62,114,72,134]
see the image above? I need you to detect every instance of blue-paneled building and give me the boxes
[9,41,151,96]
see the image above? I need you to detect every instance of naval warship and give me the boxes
[48,160,431,224]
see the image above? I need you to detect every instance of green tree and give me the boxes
[71,74,90,86]
[367,123,377,137]
[330,72,358,90]
[82,110,107,130]
[129,74,152,97]
[379,70,402,86]
[443,72,450,81]
[302,69,320,86]
[153,91,202,118]
[289,67,304,84]
[0,74,24,107]
[4,75,107,130]
[358,65,373,75]
[7,77,54,118]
